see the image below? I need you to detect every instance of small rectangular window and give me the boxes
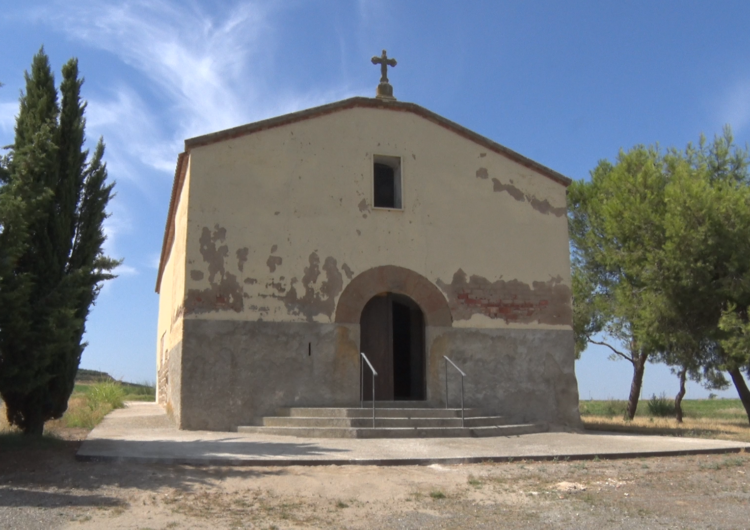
[373,155,402,209]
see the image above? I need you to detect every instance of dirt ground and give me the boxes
[1,427,748,530]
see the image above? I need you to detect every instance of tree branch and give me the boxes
[588,338,634,363]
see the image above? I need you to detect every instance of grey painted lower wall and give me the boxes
[425,327,581,427]
[180,319,360,430]
[168,340,183,425]
[178,318,581,431]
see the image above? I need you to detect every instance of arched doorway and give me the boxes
[360,293,425,401]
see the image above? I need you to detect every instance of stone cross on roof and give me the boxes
[371,50,397,101]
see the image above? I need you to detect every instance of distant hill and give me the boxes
[75,369,153,390]
[76,369,115,383]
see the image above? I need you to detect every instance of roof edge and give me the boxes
[155,151,187,293]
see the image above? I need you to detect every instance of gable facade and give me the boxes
[156,98,581,431]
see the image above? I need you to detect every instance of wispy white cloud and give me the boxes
[716,79,750,135]
[30,0,361,184]
[86,85,178,195]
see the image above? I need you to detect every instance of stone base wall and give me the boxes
[425,327,581,427]
[179,319,360,431]
[178,318,580,431]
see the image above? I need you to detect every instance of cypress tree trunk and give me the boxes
[626,349,648,420]
[728,367,750,425]
[675,367,687,423]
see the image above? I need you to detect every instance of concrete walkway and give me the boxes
[76,402,750,466]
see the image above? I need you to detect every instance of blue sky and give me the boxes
[2,1,749,400]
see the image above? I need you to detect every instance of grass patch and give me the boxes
[1,379,153,434]
[581,398,749,420]
[74,379,155,402]
[582,415,750,443]
[581,398,750,442]
[61,380,131,429]
[429,490,446,499]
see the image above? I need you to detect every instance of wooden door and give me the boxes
[360,295,394,400]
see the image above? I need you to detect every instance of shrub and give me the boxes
[604,399,627,417]
[86,380,126,410]
[647,393,676,417]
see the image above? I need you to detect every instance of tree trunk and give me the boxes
[675,367,687,423]
[626,351,648,420]
[728,367,750,425]
[22,405,45,436]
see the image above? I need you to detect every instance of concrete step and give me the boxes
[237,423,549,439]
[263,415,508,428]
[276,407,483,419]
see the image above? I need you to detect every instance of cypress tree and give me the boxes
[0,48,118,435]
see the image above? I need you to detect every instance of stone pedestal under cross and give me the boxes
[371,50,397,101]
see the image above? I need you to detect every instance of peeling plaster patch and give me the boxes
[476,167,489,179]
[342,263,354,280]
[490,178,566,217]
[358,199,370,213]
[277,252,344,322]
[437,269,571,325]
[492,178,525,201]
[236,247,249,272]
[186,225,244,314]
[199,225,228,283]
[302,252,321,285]
[244,277,258,285]
[266,255,283,272]
[528,196,567,217]
[412,153,416,160]
[479,152,487,158]
[274,211,280,215]
[186,272,243,314]
[356,230,361,236]
[271,245,278,253]
[266,280,286,293]
[190,270,204,281]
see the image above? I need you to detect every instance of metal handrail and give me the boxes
[443,356,466,427]
[360,352,378,428]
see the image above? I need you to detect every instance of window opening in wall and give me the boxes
[373,155,402,209]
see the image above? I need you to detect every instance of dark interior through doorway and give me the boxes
[360,293,425,401]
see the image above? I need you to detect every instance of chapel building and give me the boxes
[155,57,581,432]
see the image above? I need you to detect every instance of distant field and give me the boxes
[580,398,748,420]
[73,382,155,402]
[580,398,750,443]
[74,368,155,402]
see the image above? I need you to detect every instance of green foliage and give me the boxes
[85,380,126,410]
[0,48,118,435]
[571,128,750,423]
[647,394,677,417]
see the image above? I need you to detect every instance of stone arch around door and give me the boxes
[334,265,453,327]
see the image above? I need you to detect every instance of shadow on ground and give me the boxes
[0,440,297,508]
[79,436,351,462]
